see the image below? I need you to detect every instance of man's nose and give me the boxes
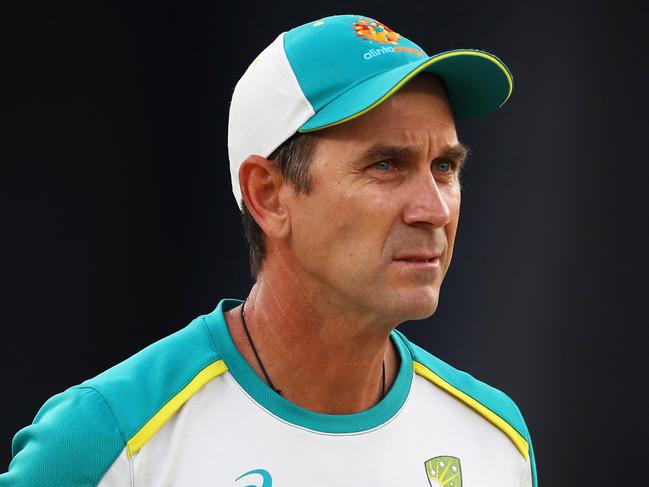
[402,173,451,228]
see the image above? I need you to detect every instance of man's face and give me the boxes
[285,75,465,324]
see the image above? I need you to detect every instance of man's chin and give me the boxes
[391,289,440,321]
[408,300,439,320]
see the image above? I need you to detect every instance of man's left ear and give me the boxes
[239,155,291,240]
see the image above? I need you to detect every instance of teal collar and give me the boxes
[202,298,413,434]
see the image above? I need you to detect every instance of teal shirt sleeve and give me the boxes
[0,386,127,486]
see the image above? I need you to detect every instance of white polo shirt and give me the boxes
[1,299,538,486]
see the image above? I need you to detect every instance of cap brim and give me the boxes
[298,49,513,132]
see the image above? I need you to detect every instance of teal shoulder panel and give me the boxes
[82,314,220,442]
[1,313,221,485]
[395,330,538,487]
[0,387,124,486]
[529,438,539,487]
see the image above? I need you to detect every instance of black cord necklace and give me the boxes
[240,299,386,400]
[240,299,282,395]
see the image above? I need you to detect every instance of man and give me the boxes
[1,14,537,487]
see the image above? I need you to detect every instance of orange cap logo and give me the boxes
[353,18,400,45]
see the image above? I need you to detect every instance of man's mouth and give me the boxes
[393,252,441,263]
[392,252,442,270]
[399,257,438,263]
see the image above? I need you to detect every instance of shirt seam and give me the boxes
[76,385,134,486]
[201,314,221,356]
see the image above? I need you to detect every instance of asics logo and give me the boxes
[235,468,273,487]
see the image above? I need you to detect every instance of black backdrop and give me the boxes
[3,1,648,485]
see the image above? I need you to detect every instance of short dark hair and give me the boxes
[240,132,318,279]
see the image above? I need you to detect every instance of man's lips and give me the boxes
[392,252,441,263]
[395,258,439,264]
[391,253,442,271]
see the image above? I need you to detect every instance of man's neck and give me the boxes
[223,272,400,415]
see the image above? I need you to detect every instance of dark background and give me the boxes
[2,1,648,485]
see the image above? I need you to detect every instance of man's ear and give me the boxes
[239,155,291,240]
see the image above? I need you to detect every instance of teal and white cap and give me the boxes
[228,14,513,208]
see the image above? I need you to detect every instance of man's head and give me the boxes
[228,14,512,323]
[241,74,464,322]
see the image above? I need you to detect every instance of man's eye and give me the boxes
[372,160,392,171]
[435,160,452,172]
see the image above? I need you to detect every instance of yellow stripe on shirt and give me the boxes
[127,359,229,457]
[413,361,529,459]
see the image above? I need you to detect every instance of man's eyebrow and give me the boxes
[355,142,471,169]
[356,143,420,163]
[440,143,470,171]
